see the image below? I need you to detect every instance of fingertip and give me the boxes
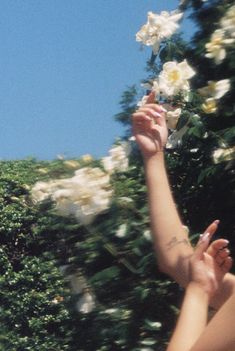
[146,91,156,104]
[204,221,218,237]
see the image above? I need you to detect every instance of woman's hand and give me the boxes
[189,232,233,299]
[132,91,168,158]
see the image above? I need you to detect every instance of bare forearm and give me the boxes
[144,152,235,309]
[167,283,209,351]
[144,153,193,285]
[210,273,235,309]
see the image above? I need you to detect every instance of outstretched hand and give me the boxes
[132,91,168,157]
[190,227,232,299]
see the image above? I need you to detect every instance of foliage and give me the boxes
[1,1,235,350]
[0,159,179,350]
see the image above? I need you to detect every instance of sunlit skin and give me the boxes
[132,91,235,309]
[167,233,234,351]
[132,91,235,350]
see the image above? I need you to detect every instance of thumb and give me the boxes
[194,232,211,260]
[146,91,156,104]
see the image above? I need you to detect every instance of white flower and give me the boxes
[158,60,195,97]
[53,185,112,226]
[116,223,127,238]
[104,308,119,314]
[76,292,95,314]
[63,160,80,169]
[205,29,235,64]
[102,143,129,174]
[143,229,152,241]
[32,167,113,225]
[69,273,88,294]
[136,10,183,54]
[31,179,64,203]
[166,125,189,149]
[212,146,235,164]
[221,5,235,38]
[198,79,230,99]
[201,98,217,114]
[81,154,93,163]
[166,108,181,129]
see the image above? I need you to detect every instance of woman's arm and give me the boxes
[167,282,209,351]
[144,152,193,285]
[190,292,235,351]
[132,91,235,308]
[145,151,235,309]
[167,233,233,351]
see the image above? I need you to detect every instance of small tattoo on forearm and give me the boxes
[166,236,190,250]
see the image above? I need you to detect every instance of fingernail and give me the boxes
[153,111,162,118]
[214,219,220,224]
[201,232,210,242]
[159,106,167,113]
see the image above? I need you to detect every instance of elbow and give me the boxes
[157,256,189,288]
[157,260,175,277]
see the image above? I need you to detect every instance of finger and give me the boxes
[215,252,229,266]
[151,125,163,148]
[207,239,229,257]
[138,105,167,129]
[194,232,211,260]
[216,248,230,259]
[221,257,233,273]
[203,220,220,241]
[132,112,152,124]
[142,103,166,114]
[138,107,163,119]
[146,91,156,104]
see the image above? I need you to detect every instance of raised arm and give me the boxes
[132,92,235,308]
[167,233,233,351]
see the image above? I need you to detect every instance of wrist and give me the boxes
[186,282,210,302]
[143,151,165,164]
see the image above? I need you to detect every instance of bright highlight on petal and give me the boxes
[136,10,183,54]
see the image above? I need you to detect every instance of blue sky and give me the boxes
[0,0,194,160]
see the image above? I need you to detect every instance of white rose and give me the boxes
[205,29,235,64]
[198,79,230,99]
[76,292,95,314]
[116,223,127,238]
[221,5,235,37]
[166,125,189,149]
[201,98,217,114]
[212,146,235,164]
[166,108,182,129]
[102,143,129,174]
[136,10,183,54]
[158,60,195,97]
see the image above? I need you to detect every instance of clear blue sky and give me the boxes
[0,0,194,160]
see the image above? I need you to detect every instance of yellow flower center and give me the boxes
[212,37,222,46]
[168,69,181,83]
[202,99,217,114]
[81,193,92,205]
